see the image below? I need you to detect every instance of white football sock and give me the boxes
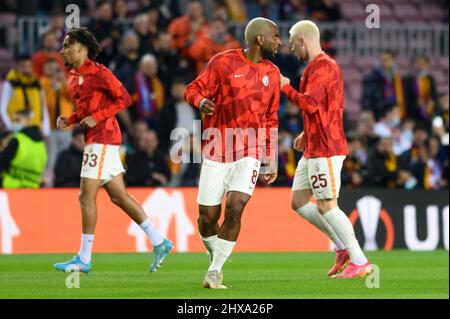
[296,203,346,250]
[139,219,164,247]
[201,235,218,261]
[323,207,368,265]
[208,238,236,272]
[78,234,94,264]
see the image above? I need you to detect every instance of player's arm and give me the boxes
[90,67,133,124]
[280,63,330,114]
[184,55,221,115]
[262,77,280,184]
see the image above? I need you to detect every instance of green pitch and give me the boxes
[0,250,447,299]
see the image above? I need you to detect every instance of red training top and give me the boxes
[282,52,348,158]
[185,49,280,163]
[67,58,131,145]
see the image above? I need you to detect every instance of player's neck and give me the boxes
[73,56,88,69]
[308,47,324,63]
[243,48,263,64]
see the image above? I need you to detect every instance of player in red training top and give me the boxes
[185,18,281,289]
[53,28,172,274]
[280,20,371,278]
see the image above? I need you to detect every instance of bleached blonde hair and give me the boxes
[289,20,320,42]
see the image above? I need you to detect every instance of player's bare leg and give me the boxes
[317,198,371,278]
[203,191,250,289]
[198,204,221,261]
[291,189,349,276]
[79,177,103,234]
[54,178,102,273]
[104,173,172,272]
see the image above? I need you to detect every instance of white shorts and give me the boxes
[292,155,346,200]
[197,157,261,206]
[80,144,125,185]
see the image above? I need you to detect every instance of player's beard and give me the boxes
[261,46,275,60]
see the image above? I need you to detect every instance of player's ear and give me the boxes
[256,35,264,46]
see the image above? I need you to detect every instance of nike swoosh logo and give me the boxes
[234,74,244,78]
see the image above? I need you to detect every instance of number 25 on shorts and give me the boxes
[311,173,327,189]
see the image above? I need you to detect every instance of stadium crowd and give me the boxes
[0,0,448,190]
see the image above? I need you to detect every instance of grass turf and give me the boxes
[0,250,447,299]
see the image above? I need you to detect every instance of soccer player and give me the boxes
[184,18,281,289]
[53,28,172,274]
[280,21,372,278]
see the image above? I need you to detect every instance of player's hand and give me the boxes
[199,98,216,116]
[262,160,278,184]
[280,75,290,88]
[293,132,306,152]
[80,116,97,129]
[56,115,69,129]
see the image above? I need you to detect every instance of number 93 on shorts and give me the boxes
[81,144,125,184]
[292,155,346,200]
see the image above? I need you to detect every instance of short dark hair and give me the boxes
[14,109,32,118]
[72,125,84,138]
[380,49,396,58]
[15,54,31,63]
[96,0,112,9]
[65,28,102,61]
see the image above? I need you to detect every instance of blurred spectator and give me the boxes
[32,31,65,78]
[311,0,342,22]
[168,0,210,58]
[0,54,51,137]
[125,129,171,187]
[373,105,411,155]
[364,137,401,188]
[39,9,67,44]
[279,0,309,21]
[409,139,444,190]
[399,125,429,169]
[355,110,378,149]
[0,110,47,189]
[53,126,85,187]
[145,4,167,37]
[342,136,366,188]
[132,54,165,128]
[273,41,303,92]
[0,131,13,151]
[113,0,129,23]
[403,56,441,127]
[87,0,121,66]
[171,134,202,186]
[275,129,298,186]
[156,79,201,154]
[40,58,74,174]
[110,30,141,95]
[280,101,303,135]
[133,13,156,56]
[130,119,150,148]
[245,0,281,21]
[188,18,241,74]
[154,32,195,94]
[362,50,404,121]
[432,93,449,146]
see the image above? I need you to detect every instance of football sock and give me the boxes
[323,207,368,265]
[78,234,94,264]
[201,235,218,261]
[208,238,236,272]
[139,219,164,247]
[296,203,346,250]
